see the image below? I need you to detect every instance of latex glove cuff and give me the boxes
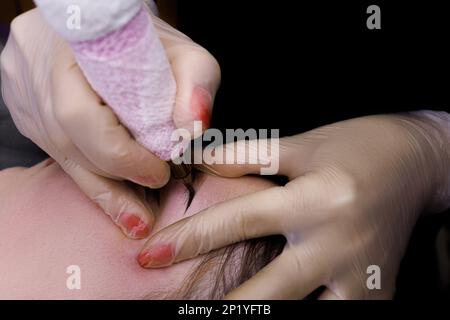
[409,110,450,212]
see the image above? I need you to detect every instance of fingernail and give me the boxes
[119,213,150,238]
[138,244,174,268]
[191,86,212,129]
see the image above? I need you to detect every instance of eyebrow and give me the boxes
[150,169,198,213]
[184,181,195,211]
[183,169,198,212]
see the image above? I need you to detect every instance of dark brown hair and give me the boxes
[176,234,286,299]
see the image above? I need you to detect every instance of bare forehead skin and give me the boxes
[0,160,274,299]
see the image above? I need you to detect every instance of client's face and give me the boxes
[0,159,273,299]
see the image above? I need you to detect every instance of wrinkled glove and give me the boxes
[0,8,220,238]
[138,112,450,299]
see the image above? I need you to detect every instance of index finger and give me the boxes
[137,186,290,268]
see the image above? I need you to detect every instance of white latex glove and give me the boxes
[138,113,450,299]
[0,9,220,238]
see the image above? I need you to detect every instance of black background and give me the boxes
[177,0,449,136]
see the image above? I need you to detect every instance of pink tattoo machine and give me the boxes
[35,0,183,161]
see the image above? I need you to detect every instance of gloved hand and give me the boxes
[0,9,220,238]
[152,14,221,137]
[138,113,450,299]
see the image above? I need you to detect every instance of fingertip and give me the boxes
[130,156,171,189]
[137,243,175,268]
[117,190,160,239]
[155,164,171,187]
[190,86,213,129]
[173,86,213,138]
[131,171,170,189]
[118,212,152,239]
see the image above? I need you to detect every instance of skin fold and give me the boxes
[0,159,273,299]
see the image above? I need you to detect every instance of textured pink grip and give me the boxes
[71,6,180,160]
